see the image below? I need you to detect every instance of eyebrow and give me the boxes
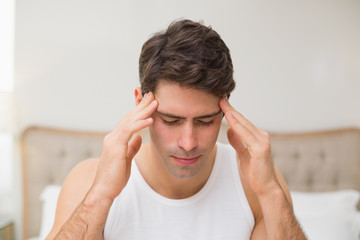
[157,109,223,120]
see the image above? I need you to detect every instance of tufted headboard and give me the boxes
[270,128,360,192]
[21,124,360,239]
[21,126,106,239]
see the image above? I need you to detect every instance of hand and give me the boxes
[219,97,280,196]
[92,92,158,200]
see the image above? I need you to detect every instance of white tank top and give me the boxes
[104,142,255,240]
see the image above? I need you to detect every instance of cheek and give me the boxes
[199,122,222,144]
[200,126,220,143]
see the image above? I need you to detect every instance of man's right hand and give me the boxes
[48,92,157,239]
[92,91,158,201]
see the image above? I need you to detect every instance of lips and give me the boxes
[172,156,200,165]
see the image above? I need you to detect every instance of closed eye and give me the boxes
[162,119,179,126]
[161,116,216,127]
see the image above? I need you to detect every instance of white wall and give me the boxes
[12,0,360,239]
[15,0,360,133]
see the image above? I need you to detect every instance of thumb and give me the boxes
[127,134,142,161]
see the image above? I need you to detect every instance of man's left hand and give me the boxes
[219,97,280,196]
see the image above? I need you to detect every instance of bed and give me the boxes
[21,124,360,239]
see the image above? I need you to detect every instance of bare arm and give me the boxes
[45,159,102,239]
[250,168,304,239]
[219,98,307,240]
[53,188,112,239]
[47,91,158,240]
[256,185,303,239]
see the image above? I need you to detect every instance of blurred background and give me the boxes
[1,0,359,239]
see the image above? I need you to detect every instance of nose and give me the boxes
[178,123,198,152]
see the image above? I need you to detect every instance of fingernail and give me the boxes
[143,92,148,99]
[222,97,228,106]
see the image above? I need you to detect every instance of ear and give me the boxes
[134,87,143,106]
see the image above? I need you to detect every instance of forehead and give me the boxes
[154,81,220,116]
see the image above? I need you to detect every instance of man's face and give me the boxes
[149,81,223,179]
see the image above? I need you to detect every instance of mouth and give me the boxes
[172,156,200,165]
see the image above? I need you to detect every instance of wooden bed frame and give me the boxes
[21,124,360,239]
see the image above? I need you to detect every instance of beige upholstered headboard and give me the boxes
[21,124,360,239]
[21,126,106,239]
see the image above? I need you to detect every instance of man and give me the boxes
[47,19,307,239]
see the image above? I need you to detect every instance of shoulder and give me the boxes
[46,158,99,238]
[60,158,99,201]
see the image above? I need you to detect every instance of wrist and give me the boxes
[84,185,115,209]
[90,177,125,202]
[257,184,284,203]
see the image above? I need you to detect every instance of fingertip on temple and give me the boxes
[219,97,229,110]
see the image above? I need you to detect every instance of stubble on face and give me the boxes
[160,148,208,179]
[148,81,222,180]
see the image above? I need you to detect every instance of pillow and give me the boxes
[291,190,360,240]
[291,190,360,214]
[38,185,61,240]
[297,212,360,240]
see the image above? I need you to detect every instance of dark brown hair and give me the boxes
[139,19,235,98]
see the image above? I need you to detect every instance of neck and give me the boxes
[135,143,217,199]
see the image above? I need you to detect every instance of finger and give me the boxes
[125,91,156,118]
[113,98,157,136]
[121,101,157,133]
[127,134,142,161]
[129,118,154,135]
[224,111,258,146]
[219,97,262,138]
[132,99,158,122]
[112,117,153,146]
[227,128,247,154]
[219,97,236,115]
[136,91,156,110]
[228,128,251,171]
[219,97,256,130]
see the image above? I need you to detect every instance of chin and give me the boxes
[164,157,206,180]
